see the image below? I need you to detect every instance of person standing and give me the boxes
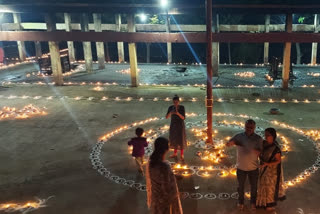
[256,128,286,211]
[166,95,187,161]
[146,137,183,214]
[226,119,263,211]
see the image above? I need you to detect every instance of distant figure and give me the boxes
[226,119,263,211]
[146,137,183,214]
[256,128,286,211]
[128,127,148,174]
[166,95,187,161]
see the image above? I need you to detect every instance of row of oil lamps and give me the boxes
[4,94,319,104]
[0,196,52,212]
[0,104,47,120]
[127,115,318,187]
[94,112,320,193]
[307,72,320,77]
[26,64,86,78]
[1,80,318,89]
[233,71,256,78]
[128,120,292,177]
[2,54,320,71]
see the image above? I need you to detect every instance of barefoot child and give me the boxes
[128,127,149,174]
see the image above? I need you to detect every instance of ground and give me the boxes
[0,62,320,214]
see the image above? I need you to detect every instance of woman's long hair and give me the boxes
[149,137,169,168]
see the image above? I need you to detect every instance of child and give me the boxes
[128,127,148,174]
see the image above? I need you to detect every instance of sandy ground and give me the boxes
[0,63,320,214]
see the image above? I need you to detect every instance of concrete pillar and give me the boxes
[282,14,292,89]
[81,13,93,73]
[64,13,76,63]
[35,41,42,59]
[93,13,105,69]
[115,14,124,62]
[165,12,172,63]
[146,43,150,63]
[13,13,26,62]
[212,14,219,76]
[127,14,138,87]
[311,14,319,65]
[105,42,110,62]
[45,13,63,86]
[264,15,270,64]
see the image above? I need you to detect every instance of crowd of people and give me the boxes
[127,95,286,213]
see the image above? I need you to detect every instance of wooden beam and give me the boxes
[2,31,320,43]
[64,13,76,63]
[282,14,292,89]
[127,14,138,87]
[93,13,105,69]
[1,23,317,32]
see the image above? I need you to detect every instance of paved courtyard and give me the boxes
[0,63,320,214]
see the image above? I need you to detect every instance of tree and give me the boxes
[148,15,165,24]
[294,14,313,64]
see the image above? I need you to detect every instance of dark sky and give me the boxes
[0,0,320,4]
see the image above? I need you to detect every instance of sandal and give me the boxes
[169,154,178,158]
[237,204,244,211]
[250,204,256,211]
[266,207,275,212]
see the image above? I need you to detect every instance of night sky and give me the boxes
[1,0,320,4]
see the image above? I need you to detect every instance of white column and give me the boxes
[115,14,124,62]
[45,13,63,86]
[127,14,138,87]
[64,13,76,63]
[93,13,105,69]
[13,13,26,62]
[81,13,93,73]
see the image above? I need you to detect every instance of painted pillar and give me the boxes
[81,13,93,73]
[212,14,219,76]
[146,43,150,63]
[35,41,42,59]
[64,13,76,63]
[93,13,105,69]
[165,11,172,63]
[282,14,292,89]
[45,13,63,86]
[13,13,26,61]
[115,14,124,62]
[264,15,270,64]
[127,14,138,87]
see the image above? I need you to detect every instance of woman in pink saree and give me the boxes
[146,137,183,214]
